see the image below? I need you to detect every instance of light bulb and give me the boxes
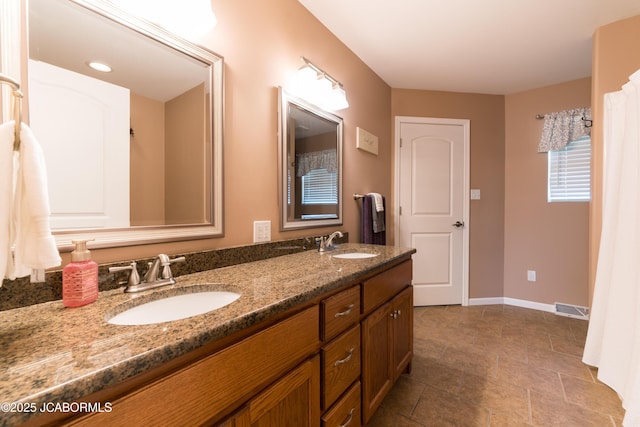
[330,85,349,110]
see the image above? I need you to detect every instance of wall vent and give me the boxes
[555,302,589,320]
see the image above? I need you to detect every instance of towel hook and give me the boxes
[0,73,23,151]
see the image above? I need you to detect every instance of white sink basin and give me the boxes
[108,289,240,325]
[332,252,379,259]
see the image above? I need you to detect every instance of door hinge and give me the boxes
[399,206,402,215]
[400,138,403,148]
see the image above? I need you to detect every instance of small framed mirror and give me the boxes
[278,87,343,230]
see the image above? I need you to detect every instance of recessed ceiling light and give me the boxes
[87,61,112,73]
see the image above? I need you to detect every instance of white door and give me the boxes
[28,59,130,230]
[396,117,469,306]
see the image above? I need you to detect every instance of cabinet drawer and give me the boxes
[362,260,412,314]
[321,285,360,342]
[72,306,320,427]
[322,324,360,410]
[321,381,362,427]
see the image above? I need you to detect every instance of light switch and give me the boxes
[253,221,271,243]
[470,189,481,200]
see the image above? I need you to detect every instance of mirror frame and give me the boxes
[26,0,225,252]
[277,87,343,231]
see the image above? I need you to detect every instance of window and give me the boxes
[301,168,337,205]
[548,136,591,202]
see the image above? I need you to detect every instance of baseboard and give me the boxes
[468,297,504,306]
[468,297,555,313]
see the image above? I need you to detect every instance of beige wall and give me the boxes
[130,93,165,226]
[58,0,392,265]
[589,15,640,305]
[45,0,634,310]
[391,89,505,299]
[504,78,591,306]
[165,84,207,224]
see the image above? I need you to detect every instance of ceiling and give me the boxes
[298,0,640,95]
[29,0,211,102]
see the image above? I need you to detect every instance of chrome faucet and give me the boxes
[109,254,186,293]
[317,231,344,252]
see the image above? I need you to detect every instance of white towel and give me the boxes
[368,192,384,212]
[1,121,61,282]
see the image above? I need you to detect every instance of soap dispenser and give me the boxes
[63,239,99,307]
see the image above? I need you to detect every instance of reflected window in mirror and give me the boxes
[278,88,343,230]
[24,0,224,250]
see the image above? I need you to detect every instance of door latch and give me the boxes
[452,221,465,228]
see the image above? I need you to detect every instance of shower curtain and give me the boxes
[583,69,640,427]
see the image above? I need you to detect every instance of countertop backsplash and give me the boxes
[0,233,347,311]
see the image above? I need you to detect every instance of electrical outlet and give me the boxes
[527,270,537,282]
[253,221,271,243]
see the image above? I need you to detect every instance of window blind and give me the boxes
[548,136,591,202]
[302,168,337,205]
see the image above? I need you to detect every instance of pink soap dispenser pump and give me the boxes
[63,239,99,307]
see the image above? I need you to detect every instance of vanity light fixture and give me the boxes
[294,56,349,111]
[87,61,112,73]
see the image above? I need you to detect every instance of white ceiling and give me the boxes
[29,0,211,102]
[298,0,640,95]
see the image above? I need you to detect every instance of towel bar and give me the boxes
[0,72,23,151]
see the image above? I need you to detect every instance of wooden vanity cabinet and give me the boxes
[320,286,362,426]
[57,257,413,427]
[321,259,413,426]
[361,261,413,425]
[69,306,320,427]
[227,356,321,427]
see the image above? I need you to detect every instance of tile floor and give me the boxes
[368,304,625,427]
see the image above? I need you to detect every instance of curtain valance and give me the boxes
[296,149,337,177]
[537,107,591,152]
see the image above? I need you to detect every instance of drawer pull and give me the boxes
[339,408,355,427]
[334,348,355,367]
[334,304,355,318]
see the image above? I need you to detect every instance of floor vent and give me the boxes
[555,302,589,320]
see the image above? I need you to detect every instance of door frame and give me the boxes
[394,116,470,306]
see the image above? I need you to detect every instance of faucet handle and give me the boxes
[109,261,140,287]
[160,255,186,280]
[316,236,327,252]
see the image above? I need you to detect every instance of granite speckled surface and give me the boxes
[0,235,324,312]
[0,243,414,426]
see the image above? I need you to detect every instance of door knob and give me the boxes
[452,221,464,228]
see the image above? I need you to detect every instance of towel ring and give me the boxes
[0,73,23,150]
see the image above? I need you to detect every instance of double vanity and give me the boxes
[0,243,414,426]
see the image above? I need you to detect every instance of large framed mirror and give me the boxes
[278,87,343,230]
[25,0,224,251]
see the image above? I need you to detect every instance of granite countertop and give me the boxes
[0,243,414,426]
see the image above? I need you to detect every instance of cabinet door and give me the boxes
[361,301,393,424]
[241,356,320,427]
[392,287,413,379]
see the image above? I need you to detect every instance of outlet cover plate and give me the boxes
[356,127,379,155]
[253,221,271,243]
